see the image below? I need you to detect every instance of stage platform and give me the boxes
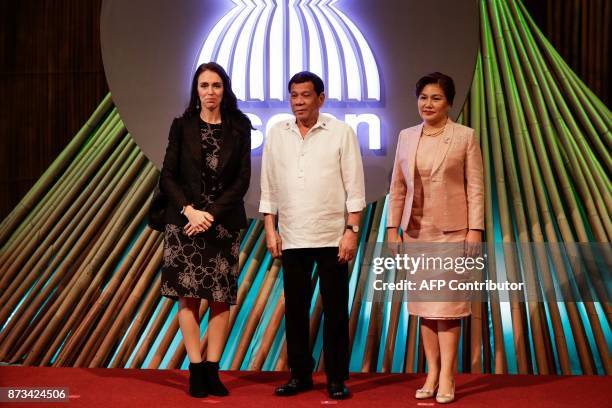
[1,366,610,407]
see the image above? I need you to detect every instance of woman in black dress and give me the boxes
[158,62,251,398]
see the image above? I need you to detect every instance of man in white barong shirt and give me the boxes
[259,71,366,400]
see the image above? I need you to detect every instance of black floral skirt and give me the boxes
[161,223,241,304]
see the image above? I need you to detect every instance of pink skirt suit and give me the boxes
[387,119,485,319]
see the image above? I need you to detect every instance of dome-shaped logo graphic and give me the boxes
[197,0,381,102]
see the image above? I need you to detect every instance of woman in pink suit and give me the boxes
[387,72,484,404]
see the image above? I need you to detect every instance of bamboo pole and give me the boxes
[473,52,507,374]
[482,1,531,374]
[0,94,114,246]
[54,205,154,366]
[403,315,418,373]
[89,240,163,368]
[466,61,483,374]
[0,112,123,281]
[0,110,122,263]
[42,195,154,366]
[249,292,285,370]
[347,200,383,364]
[0,134,133,327]
[75,227,159,367]
[110,273,163,368]
[0,143,144,359]
[20,163,156,366]
[128,298,174,369]
[229,258,280,370]
[492,0,574,374]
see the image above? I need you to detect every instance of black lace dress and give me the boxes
[161,119,241,304]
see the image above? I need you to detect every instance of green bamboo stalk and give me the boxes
[497,0,574,374]
[89,240,163,368]
[501,0,581,374]
[69,166,158,367]
[2,139,137,362]
[514,5,611,239]
[74,227,159,367]
[490,1,551,374]
[347,200,383,365]
[0,109,122,261]
[507,0,600,374]
[403,315,419,373]
[110,273,162,368]
[0,94,114,246]
[0,117,126,283]
[0,134,133,323]
[43,198,154,366]
[0,143,142,357]
[53,204,154,366]
[481,0,530,374]
[473,52,507,374]
[249,291,285,370]
[128,298,174,369]
[229,258,280,370]
[20,162,155,365]
[466,59,483,374]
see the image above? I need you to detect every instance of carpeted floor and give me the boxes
[0,367,610,407]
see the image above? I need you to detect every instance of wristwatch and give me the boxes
[345,224,359,233]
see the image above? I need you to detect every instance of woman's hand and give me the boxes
[386,227,402,256]
[183,206,214,236]
[464,229,482,258]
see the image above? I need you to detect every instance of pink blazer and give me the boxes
[387,119,484,232]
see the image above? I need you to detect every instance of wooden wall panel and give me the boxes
[0,0,108,220]
[524,0,611,105]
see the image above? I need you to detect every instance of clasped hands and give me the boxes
[183,206,215,236]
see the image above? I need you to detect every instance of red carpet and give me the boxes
[0,367,609,407]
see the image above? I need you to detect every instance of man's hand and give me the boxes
[266,230,283,258]
[263,213,282,258]
[338,229,358,263]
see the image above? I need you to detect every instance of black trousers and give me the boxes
[281,247,349,382]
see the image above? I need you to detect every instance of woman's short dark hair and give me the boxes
[287,71,325,95]
[415,72,455,105]
[183,62,251,130]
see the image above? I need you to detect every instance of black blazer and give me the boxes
[158,114,251,230]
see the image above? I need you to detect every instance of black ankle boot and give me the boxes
[204,361,229,396]
[188,361,208,398]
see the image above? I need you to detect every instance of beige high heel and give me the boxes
[435,381,455,404]
[415,383,438,399]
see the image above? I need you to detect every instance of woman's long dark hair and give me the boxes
[183,62,252,132]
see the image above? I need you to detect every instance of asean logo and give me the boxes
[196,0,383,150]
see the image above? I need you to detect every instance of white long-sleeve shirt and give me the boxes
[259,114,366,249]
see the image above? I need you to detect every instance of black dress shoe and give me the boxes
[274,378,314,396]
[327,381,350,399]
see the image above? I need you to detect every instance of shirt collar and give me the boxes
[285,113,330,132]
